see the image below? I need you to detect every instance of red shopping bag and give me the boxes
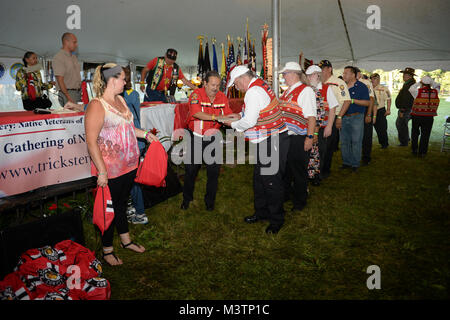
[27,73,37,101]
[135,141,168,187]
[92,187,114,235]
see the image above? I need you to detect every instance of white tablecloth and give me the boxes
[140,104,176,151]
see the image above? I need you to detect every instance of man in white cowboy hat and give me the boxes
[408,75,441,157]
[223,65,289,234]
[305,64,339,182]
[278,62,316,210]
[395,67,417,146]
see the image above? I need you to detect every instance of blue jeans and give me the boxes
[144,88,167,103]
[341,113,365,168]
[131,148,146,215]
[131,183,145,215]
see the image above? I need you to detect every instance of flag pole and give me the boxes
[272,0,280,97]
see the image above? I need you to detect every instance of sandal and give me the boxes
[120,241,145,253]
[102,251,122,266]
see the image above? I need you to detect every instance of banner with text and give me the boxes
[0,114,91,198]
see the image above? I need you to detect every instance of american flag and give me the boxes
[226,42,235,74]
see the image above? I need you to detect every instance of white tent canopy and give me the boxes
[1,0,449,72]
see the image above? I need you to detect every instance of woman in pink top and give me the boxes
[85,63,158,266]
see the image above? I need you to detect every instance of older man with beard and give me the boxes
[278,62,316,210]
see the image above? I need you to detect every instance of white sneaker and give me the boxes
[129,214,148,225]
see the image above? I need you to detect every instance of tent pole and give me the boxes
[272,0,280,97]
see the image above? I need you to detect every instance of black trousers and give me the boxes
[254,132,289,226]
[411,116,434,155]
[283,134,309,211]
[183,131,221,207]
[362,118,373,163]
[322,117,338,174]
[373,107,389,147]
[102,169,136,247]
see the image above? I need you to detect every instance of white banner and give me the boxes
[0,113,91,198]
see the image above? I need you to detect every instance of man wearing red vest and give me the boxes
[408,76,440,157]
[224,66,289,234]
[278,62,317,209]
[181,71,234,211]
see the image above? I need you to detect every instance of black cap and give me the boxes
[166,48,177,61]
[318,60,332,68]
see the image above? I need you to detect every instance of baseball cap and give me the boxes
[227,65,249,88]
[280,62,302,73]
[318,60,332,68]
[166,48,177,61]
[305,65,322,75]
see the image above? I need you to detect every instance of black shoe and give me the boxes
[361,161,370,166]
[381,145,388,149]
[398,144,408,147]
[244,214,262,224]
[266,223,283,234]
[205,204,214,211]
[291,205,306,212]
[321,171,330,179]
[418,153,426,158]
[412,151,418,156]
[351,167,358,173]
[340,164,351,170]
[180,201,190,210]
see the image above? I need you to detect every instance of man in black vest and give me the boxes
[140,49,197,102]
[395,67,416,146]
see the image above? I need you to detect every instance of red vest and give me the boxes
[279,83,309,135]
[411,87,439,117]
[242,78,286,140]
[188,87,231,136]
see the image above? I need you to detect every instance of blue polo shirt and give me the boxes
[346,80,370,114]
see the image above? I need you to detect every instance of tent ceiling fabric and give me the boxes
[1,0,449,71]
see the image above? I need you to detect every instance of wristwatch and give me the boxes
[306,134,314,139]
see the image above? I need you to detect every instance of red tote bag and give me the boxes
[135,141,168,187]
[92,186,114,235]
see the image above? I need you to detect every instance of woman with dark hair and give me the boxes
[15,51,55,110]
[85,63,158,266]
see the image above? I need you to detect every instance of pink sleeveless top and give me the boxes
[91,97,140,179]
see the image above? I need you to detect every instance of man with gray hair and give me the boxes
[223,66,289,234]
[52,33,82,107]
[278,62,316,209]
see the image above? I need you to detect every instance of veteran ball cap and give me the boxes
[166,48,178,61]
[318,60,332,68]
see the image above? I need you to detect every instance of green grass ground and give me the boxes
[3,96,449,300]
[80,96,449,300]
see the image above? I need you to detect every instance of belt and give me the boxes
[67,88,81,91]
[343,112,361,117]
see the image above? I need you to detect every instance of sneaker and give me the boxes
[126,205,136,216]
[129,213,148,225]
